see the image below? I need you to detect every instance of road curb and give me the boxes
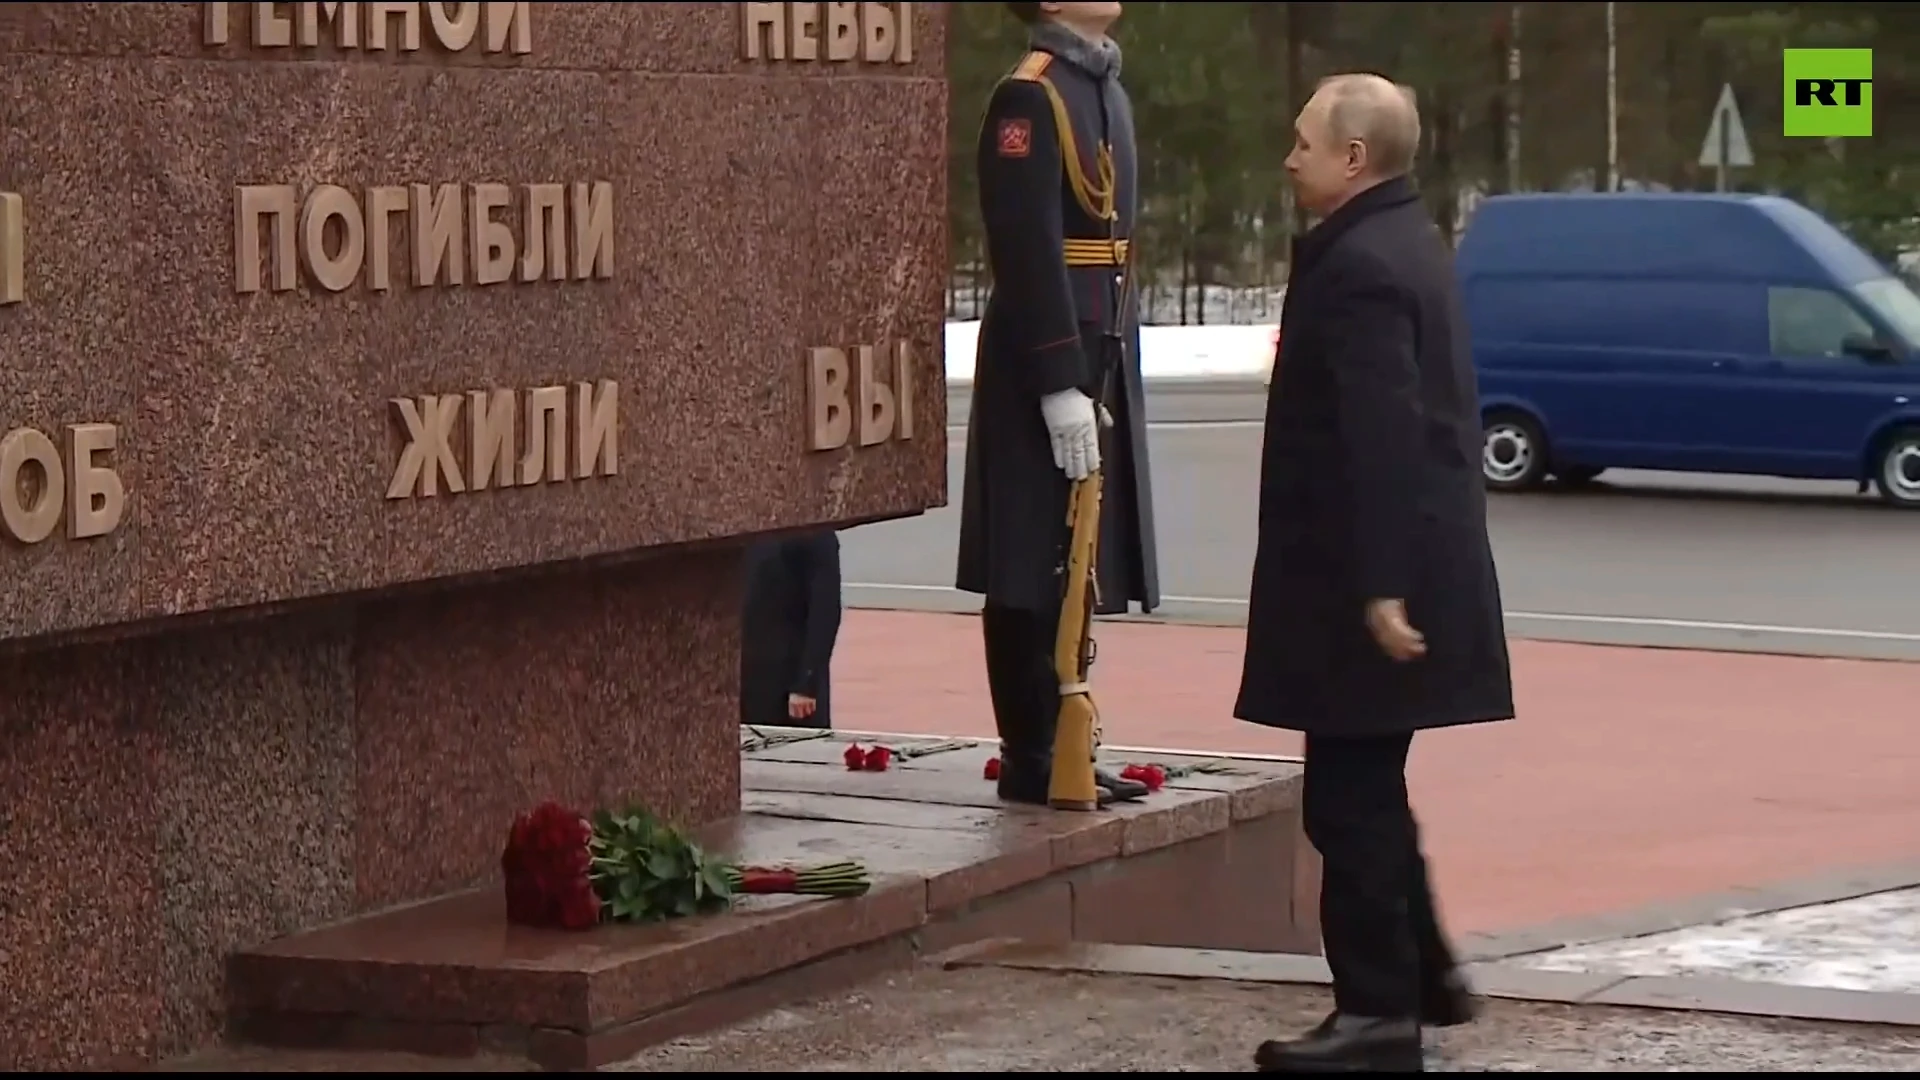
[941,935,1920,1029]
[1458,858,1920,964]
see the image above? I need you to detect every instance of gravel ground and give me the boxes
[612,964,1920,1072]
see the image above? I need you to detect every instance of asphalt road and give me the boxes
[842,382,1920,662]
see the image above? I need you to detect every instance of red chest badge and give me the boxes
[996,118,1032,158]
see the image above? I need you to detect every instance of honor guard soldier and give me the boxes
[955,1,1161,807]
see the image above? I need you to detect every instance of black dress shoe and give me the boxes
[1254,1014,1423,1073]
[1094,766,1149,801]
[1420,969,1479,1028]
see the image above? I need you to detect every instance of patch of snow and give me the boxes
[1514,888,1920,993]
[944,321,1276,384]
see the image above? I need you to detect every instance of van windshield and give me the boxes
[1852,277,1920,348]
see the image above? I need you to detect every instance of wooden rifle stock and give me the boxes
[1047,470,1105,811]
[1047,207,1136,812]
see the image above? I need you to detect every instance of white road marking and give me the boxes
[843,582,1920,644]
[944,420,1265,433]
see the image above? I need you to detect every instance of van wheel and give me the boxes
[1874,428,1920,508]
[1482,412,1550,492]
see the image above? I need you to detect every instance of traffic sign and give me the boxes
[1699,84,1754,174]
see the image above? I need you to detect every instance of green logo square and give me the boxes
[1784,48,1873,137]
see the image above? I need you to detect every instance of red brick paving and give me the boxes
[835,609,1920,935]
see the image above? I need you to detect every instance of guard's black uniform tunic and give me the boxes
[955,36,1160,798]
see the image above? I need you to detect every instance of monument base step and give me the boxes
[221,733,1313,1071]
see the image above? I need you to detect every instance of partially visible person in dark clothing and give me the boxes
[740,530,844,730]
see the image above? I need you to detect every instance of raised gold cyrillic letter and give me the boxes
[483,1,531,54]
[366,0,422,51]
[569,181,613,280]
[807,347,853,451]
[520,385,567,485]
[573,379,618,479]
[363,185,408,291]
[855,344,896,446]
[387,394,466,498]
[468,387,517,491]
[0,428,64,544]
[468,182,515,286]
[824,2,859,61]
[235,184,298,294]
[66,423,126,540]
[296,1,360,46]
[299,184,366,292]
[742,2,785,59]
[520,183,567,283]
[409,182,464,287]
[892,340,916,441]
[0,192,21,306]
[426,1,479,50]
[859,2,896,63]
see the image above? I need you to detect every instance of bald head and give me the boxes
[1314,73,1422,178]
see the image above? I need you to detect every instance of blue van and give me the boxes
[1457,193,1920,506]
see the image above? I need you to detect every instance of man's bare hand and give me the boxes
[1365,599,1427,662]
[787,693,817,720]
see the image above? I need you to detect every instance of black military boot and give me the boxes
[1419,968,1479,1028]
[996,745,1119,807]
[994,743,1053,805]
[1011,708,1130,807]
[1254,1014,1423,1073]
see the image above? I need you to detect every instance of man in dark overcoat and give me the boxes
[1237,74,1516,1073]
[740,529,843,730]
[955,1,1159,806]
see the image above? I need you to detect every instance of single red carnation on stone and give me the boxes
[983,756,1001,781]
[1120,764,1167,792]
[863,745,893,772]
[844,742,869,770]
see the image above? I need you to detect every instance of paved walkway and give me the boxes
[614,965,1920,1072]
[834,609,1920,935]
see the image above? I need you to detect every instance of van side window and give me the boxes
[1768,287,1876,359]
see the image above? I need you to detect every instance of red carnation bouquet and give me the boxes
[502,801,872,931]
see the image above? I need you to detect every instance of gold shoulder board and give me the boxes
[1009,51,1053,82]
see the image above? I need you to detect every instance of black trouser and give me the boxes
[980,602,1061,769]
[1302,732,1460,1020]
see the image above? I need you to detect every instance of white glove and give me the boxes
[1039,389,1102,480]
